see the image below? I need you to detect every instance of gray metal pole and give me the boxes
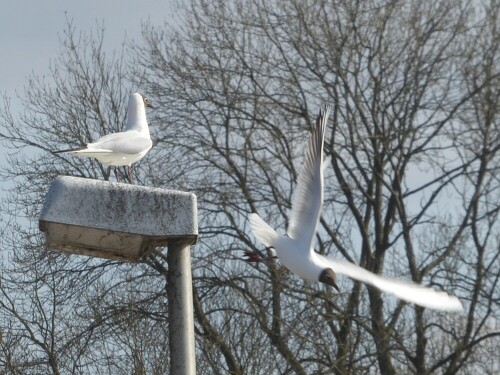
[167,239,196,375]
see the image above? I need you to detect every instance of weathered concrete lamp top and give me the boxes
[39,176,198,262]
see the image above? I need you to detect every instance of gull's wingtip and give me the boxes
[439,295,464,312]
[320,103,332,116]
[424,288,464,312]
[413,291,464,312]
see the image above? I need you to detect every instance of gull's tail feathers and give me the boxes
[248,213,279,248]
[53,147,85,154]
[53,147,112,156]
[70,148,112,155]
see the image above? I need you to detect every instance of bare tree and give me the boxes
[0,0,499,374]
[136,0,500,373]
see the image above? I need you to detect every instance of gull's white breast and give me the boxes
[274,237,324,282]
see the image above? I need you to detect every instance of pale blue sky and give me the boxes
[0,0,174,193]
[1,0,172,99]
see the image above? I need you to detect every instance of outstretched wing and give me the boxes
[287,106,330,250]
[319,254,463,311]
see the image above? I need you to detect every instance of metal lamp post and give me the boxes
[39,176,197,374]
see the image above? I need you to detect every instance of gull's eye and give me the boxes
[144,97,148,103]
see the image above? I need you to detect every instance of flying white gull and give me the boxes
[248,106,463,311]
[55,93,153,182]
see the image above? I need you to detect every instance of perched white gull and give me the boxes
[248,106,463,311]
[56,93,153,182]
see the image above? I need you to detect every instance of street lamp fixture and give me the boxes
[39,175,198,375]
